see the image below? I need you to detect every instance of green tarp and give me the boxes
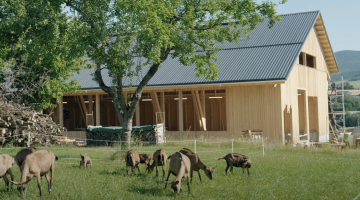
[86,125,155,133]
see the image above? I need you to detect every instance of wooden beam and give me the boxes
[59,97,63,127]
[78,95,88,126]
[161,91,165,113]
[136,103,140,126]
[95,94,100,126]
[178,90,183,132]
[194,90,207,131]
[150,92,164,123]
[201,90,205,117]
[88,95,93,125]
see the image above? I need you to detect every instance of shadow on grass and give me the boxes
[128,185,175,197]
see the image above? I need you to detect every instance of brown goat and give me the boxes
[80,154,92,169]
[139,154,152,170]
[148,149,167,177]
[12,149,58,197]
[0,154,15,191]
[125,150,140,174]
[218,153,252,176]
[165,152,191,194]
[179,148,215,183]
[15,147,37,169]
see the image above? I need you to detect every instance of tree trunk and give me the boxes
[122,117,132,148]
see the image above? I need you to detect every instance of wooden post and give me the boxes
[201,89,205,117]
[95,94,100,126]
[59,97,63,127]
[178,90,183,132]
[78,95,88,126]
[304,91,310,141]
[161,91,165,122]
[136,103,140,126]
[88,95,93,125]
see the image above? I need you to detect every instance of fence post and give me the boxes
[28,132,30,147]
[194,140,196,154]
[262,137,264,157]
[232,139,234,153]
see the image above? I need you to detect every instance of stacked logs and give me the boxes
[0,100,66,146]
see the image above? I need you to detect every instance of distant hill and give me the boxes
[331,50,360,82]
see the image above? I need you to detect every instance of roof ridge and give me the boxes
[219,42,303,51]
[278,10,320,17]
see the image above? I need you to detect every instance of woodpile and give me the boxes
[0,100,66,146]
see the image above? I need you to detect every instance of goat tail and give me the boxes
[167,155,172,160]
[218,157,225,160]
[54,154,59,161]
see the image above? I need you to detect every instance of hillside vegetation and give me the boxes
[332,50,360,82]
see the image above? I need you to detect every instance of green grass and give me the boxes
[1,141,360,199]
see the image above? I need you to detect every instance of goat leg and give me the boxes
[36,174,43,196]
[225,165,229,175]
[3,174,9,191]
[197,171,202,182]
[165,171,171,189]
[247,168,250,176]
[187,176,191,193]
[190,170,193,183]
[156,165,159,176]
[45,173,51,193]
[162,165,166,177]
[7,168,14,189]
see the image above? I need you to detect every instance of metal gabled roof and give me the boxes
[69,10,324,90]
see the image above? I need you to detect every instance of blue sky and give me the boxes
[254,0,360,52]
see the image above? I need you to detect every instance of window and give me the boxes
[306,54,316,68]
[298,52,316,69]
[299,52,304,65]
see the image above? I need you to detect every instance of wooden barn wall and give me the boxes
[226,85,283,142]
[281,25,331,143]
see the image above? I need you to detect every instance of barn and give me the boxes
[50,10,339,144]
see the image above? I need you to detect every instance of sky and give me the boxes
[254,0,360,52]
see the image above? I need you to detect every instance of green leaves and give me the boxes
[0,0,86,110]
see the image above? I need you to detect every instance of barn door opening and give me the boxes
[308,97,319,141]
[284,105,292,143]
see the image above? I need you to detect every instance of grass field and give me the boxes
[1,141,360,199]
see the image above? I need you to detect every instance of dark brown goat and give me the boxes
[148,149,167,177]
[15,147,37,169]
[139,154,152,170]
[179,148,215,183]
[218,153,252,176]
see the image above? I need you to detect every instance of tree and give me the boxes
[66,0,286,147]
[0,0,86,111]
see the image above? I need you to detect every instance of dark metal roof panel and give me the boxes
[68,11,320,90]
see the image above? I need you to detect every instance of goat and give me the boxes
[11,149,58,197]
[179,148,215,183]
[80,154,92,169]
[15,147,37,169]
[139,154,152,170]
[165,152,191,194]
[0,154,15,191]
[147,149,167,177]
[125,150,140,174]
[218,153,252,176]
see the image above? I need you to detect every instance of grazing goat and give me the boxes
[139,154,152,170]
[0,154,15,191]
[12,149,58,197]
[165,152,191,194]
[15,147,37,169]
[218,153,252,176]
[125,150,140,174]
[147,149,167,177]
[80,154,92,169]
[179,148,215,183]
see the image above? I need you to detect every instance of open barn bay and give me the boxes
[1,142,360,199]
